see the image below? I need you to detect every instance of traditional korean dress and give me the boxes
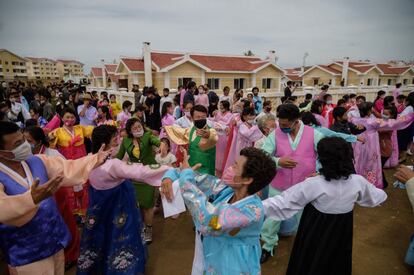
[211,111,233,176]
[163,168,264,275]
[49,125,94,263]
[263,174,387,275]
[350,114,414,188]
[160,114,177,154]
[77,159,168,275]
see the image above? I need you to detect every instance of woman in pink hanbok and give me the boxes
[211,101,233,177]
[311,100,329,128]
[223,107,263,171]
[350,102,414,189]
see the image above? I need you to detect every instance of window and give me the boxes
[387,79,392,85]
[234,78,245,89]
[178,78,194,88]
[313,78,319,86]
[262,78,272,89]
[367,78,373,86]
[0,68,2,72]
[378,78,381,86]
[5,61,8,65]
[207,78,220,90]
[403,79,408,85]
[412,78,414,85]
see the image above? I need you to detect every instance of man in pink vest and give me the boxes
[260,104,324,263]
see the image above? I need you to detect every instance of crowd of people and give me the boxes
[0,78,413,275]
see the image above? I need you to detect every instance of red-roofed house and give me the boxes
[111,43,286,91]
[300,64,343,86]
[283,69,302,86]
[89,67,104,87]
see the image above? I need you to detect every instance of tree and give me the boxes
[244,50,255,56]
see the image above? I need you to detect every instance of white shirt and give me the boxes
[219,95,232,106]
[155,152,177,166]
[8,102,31,121]
[401,105,414,116]
[160,96,174,114]
[263,174,387,219]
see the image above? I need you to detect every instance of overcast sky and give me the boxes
[1,0,413,71]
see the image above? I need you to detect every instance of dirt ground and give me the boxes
[0,161,406,275]
[63,164,414,275]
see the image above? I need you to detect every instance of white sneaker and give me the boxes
[144,225,153,244]
[407,149,413,156]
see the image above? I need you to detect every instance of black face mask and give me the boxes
[265,107,271,112]
[194,119,207,129]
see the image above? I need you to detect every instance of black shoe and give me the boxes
[260,249,271,264]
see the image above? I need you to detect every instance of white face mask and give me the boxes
[1,141,33,162]
[132,129,144,138]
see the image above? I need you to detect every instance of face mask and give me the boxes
[64,119,75,127]
[222,166,236,186]
[265,107,271,112]
[280,121,295,134]
[194,119,207,129]
[1,141,33,162]
[247,119,256,125]
[9,98,16,103]
[30,143,36,151]
[326,100,332,105]
[184,111,191,117]
[132,129,144,138]
[382,114,390,120]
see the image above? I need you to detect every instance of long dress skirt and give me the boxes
[286,204,353,275]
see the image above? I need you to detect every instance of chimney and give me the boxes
[342,57,349,86]
[101,59,107,88]
[268,50,278,63]
[143,42,153,87]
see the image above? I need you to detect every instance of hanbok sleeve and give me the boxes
[0,184,37,226]
[263,178,324,220]
[164,126,190,145]
[356,176,387,207]
[315,127,357,143]
[179,169,262,235]
[106,159,169,187]
[261,131,280,168]
[239,124,263,142]
[37,154,99,187]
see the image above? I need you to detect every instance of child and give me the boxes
[116,100,132,129]
[161,147,276,275]
[330,106,366,135]
[109,94,122,118]
[195,85,209,109]
[155,138,177,166]
[263,137,387,275]
[396,94,407,114]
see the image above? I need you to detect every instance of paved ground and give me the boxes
[62,163,414,274]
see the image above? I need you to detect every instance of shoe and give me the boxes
[260,249,271,264]
[407,149,413,156]
[144,225,153,244]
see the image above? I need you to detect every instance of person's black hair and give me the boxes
[311,100,324,115]
[301,111,320,126]
[99,105,112,120]
[173,94,180,105]
[317,137,355,181]
[24,126,49,147]
[241,107,255,122]
[280,96,287,103]
[337,99,346,106]
[397,94,406,101]
[134,103,146,112]
[29,106,41,115]
[177,85,184,90]
[190,105,208,117]
[125,117,142,138]
[183,100,193,109]
[25,119,38,128]
[405,92,414,108]
[109,94,116,99]
[396,83,402,88]
[163,88,169,93]
[349,93,357,99]
[242,99,251,109]
[161,102,173,118]
[239,147,276,195]
[0,121,20,149]
[91,125,118,154]
[332,106,347,120]
[374,90,386,105]
[252,87,259,92]
[384,105,398,119]
[220,100,230,111]
[288,96,297,102]
[322,93,332,102]
[186,81,196,90]
[277,104,300,121]
[122,100,133,110]
[160,137,171,152]
[342,94,350,102]
[263,101,271,107]
[286,81,292,86]
[101,91,108,97]
[358,102,374,118]
[40,90,51,100]
[383,96,395,108]
[356,95,366,102]
[305,93,313,100]
[321,84,329,91]
[61,107,77,118]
